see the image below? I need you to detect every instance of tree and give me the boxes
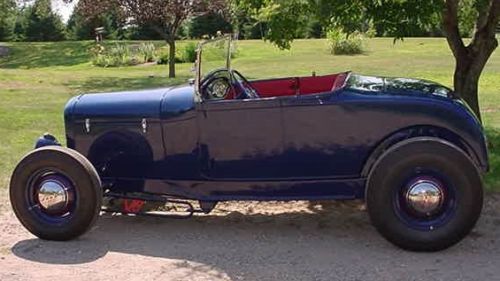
[232,0,310,49]
[189,13,232,39]
[0,0,16,41]
[23,0,66,41]
[126,24,166,40]
[67,2,125,40]
[442,0,499,121]
[237,0,500,121]
[73,0,227,78]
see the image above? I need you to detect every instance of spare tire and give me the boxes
[10,146,102,241]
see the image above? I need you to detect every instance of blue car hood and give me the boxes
[67,85,194,120]
[69,88,170,120]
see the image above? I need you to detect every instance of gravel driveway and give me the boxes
[1,189,500,281]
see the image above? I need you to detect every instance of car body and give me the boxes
[11,36,488,251]
[59,73,487,201]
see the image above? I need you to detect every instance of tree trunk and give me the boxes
[453,58,481,121]
[442,0,500,124]
[451,34,498,123]
[167,39,176,78]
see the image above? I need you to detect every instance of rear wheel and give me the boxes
[10,146,102,241]
[366,138,483,251]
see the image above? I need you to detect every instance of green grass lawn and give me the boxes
[1,38,499,191]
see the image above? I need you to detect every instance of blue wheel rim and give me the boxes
[26,169,77,225]
[393,170,457,231]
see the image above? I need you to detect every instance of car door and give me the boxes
[280,92,363,179]
[197,97,284,180]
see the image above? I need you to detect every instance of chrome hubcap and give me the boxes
[37,179,69,214]
[405,179,444,216]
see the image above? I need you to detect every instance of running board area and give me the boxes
[102,192,214,219]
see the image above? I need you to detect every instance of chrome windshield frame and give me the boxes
[194,34,233,102]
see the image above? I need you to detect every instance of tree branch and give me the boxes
[469,0,499,56]
[484,0,500,35]
[442,0,467,59]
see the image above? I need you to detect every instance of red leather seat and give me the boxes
[247,72,348,99]
[298,74,338,95]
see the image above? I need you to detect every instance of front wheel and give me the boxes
[366,138,483,252]
[10,146,102,241]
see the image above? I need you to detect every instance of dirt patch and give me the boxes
[0,192,499,281]
[483,107,500,113]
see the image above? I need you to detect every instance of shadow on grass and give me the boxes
[485,128,500,191]
[0,41,94,68]
[67,75,191,93]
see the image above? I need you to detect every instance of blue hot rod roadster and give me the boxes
[10,36,487,251]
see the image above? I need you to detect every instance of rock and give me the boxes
[0,46,9,57]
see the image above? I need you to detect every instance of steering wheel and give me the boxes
[200,68,260,100]
[231,70,260,99]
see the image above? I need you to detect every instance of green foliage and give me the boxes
[458,0,478,38]
[189,13,233,39]
[484,128,500,191]
[0,0,16,41]
[23,0,66,41]
[182,42,198,63]
[67,3,126,41]
[236,0,310,49]
[365,23,377,39]
[157,43,201,65]
[240,21,267,39]
[138,43,157,63]
[156,40,237,65]
[10,9,28,42]
[157,48,184,65]
[312,0,367,36]
[126,24,170,41]
[91,43,141,67]
[305,19,324,39]
[235,0,448,48]
[327,28,364,55]
[156,51,170,65]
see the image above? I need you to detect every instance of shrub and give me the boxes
[90,43,139,67]
[157,48,184,65]
[327,28,365,55]
[156,51,169,65]
[138,42,157,63]
[157,43,199,65]
[182,42,197,63]
[109,43,134,65]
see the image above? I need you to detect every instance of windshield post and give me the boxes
[226,37,231,70]
[194,34,233,102]
[194,43,203,102]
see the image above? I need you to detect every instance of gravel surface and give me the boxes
[1,189,500,281]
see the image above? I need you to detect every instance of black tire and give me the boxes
[10,146,102,241]
[366,137,483,252]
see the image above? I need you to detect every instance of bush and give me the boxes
[157,43,199,65]
[156,51,169,65]
[90,43,140,67]
[157,48,184,65]
[327,28,365,55]
[138,42,157,63]
[182,42,197,63]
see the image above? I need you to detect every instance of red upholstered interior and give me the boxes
[250,78,299,97]
[249,73,348,98]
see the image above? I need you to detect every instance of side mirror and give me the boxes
[188,78,195,85]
